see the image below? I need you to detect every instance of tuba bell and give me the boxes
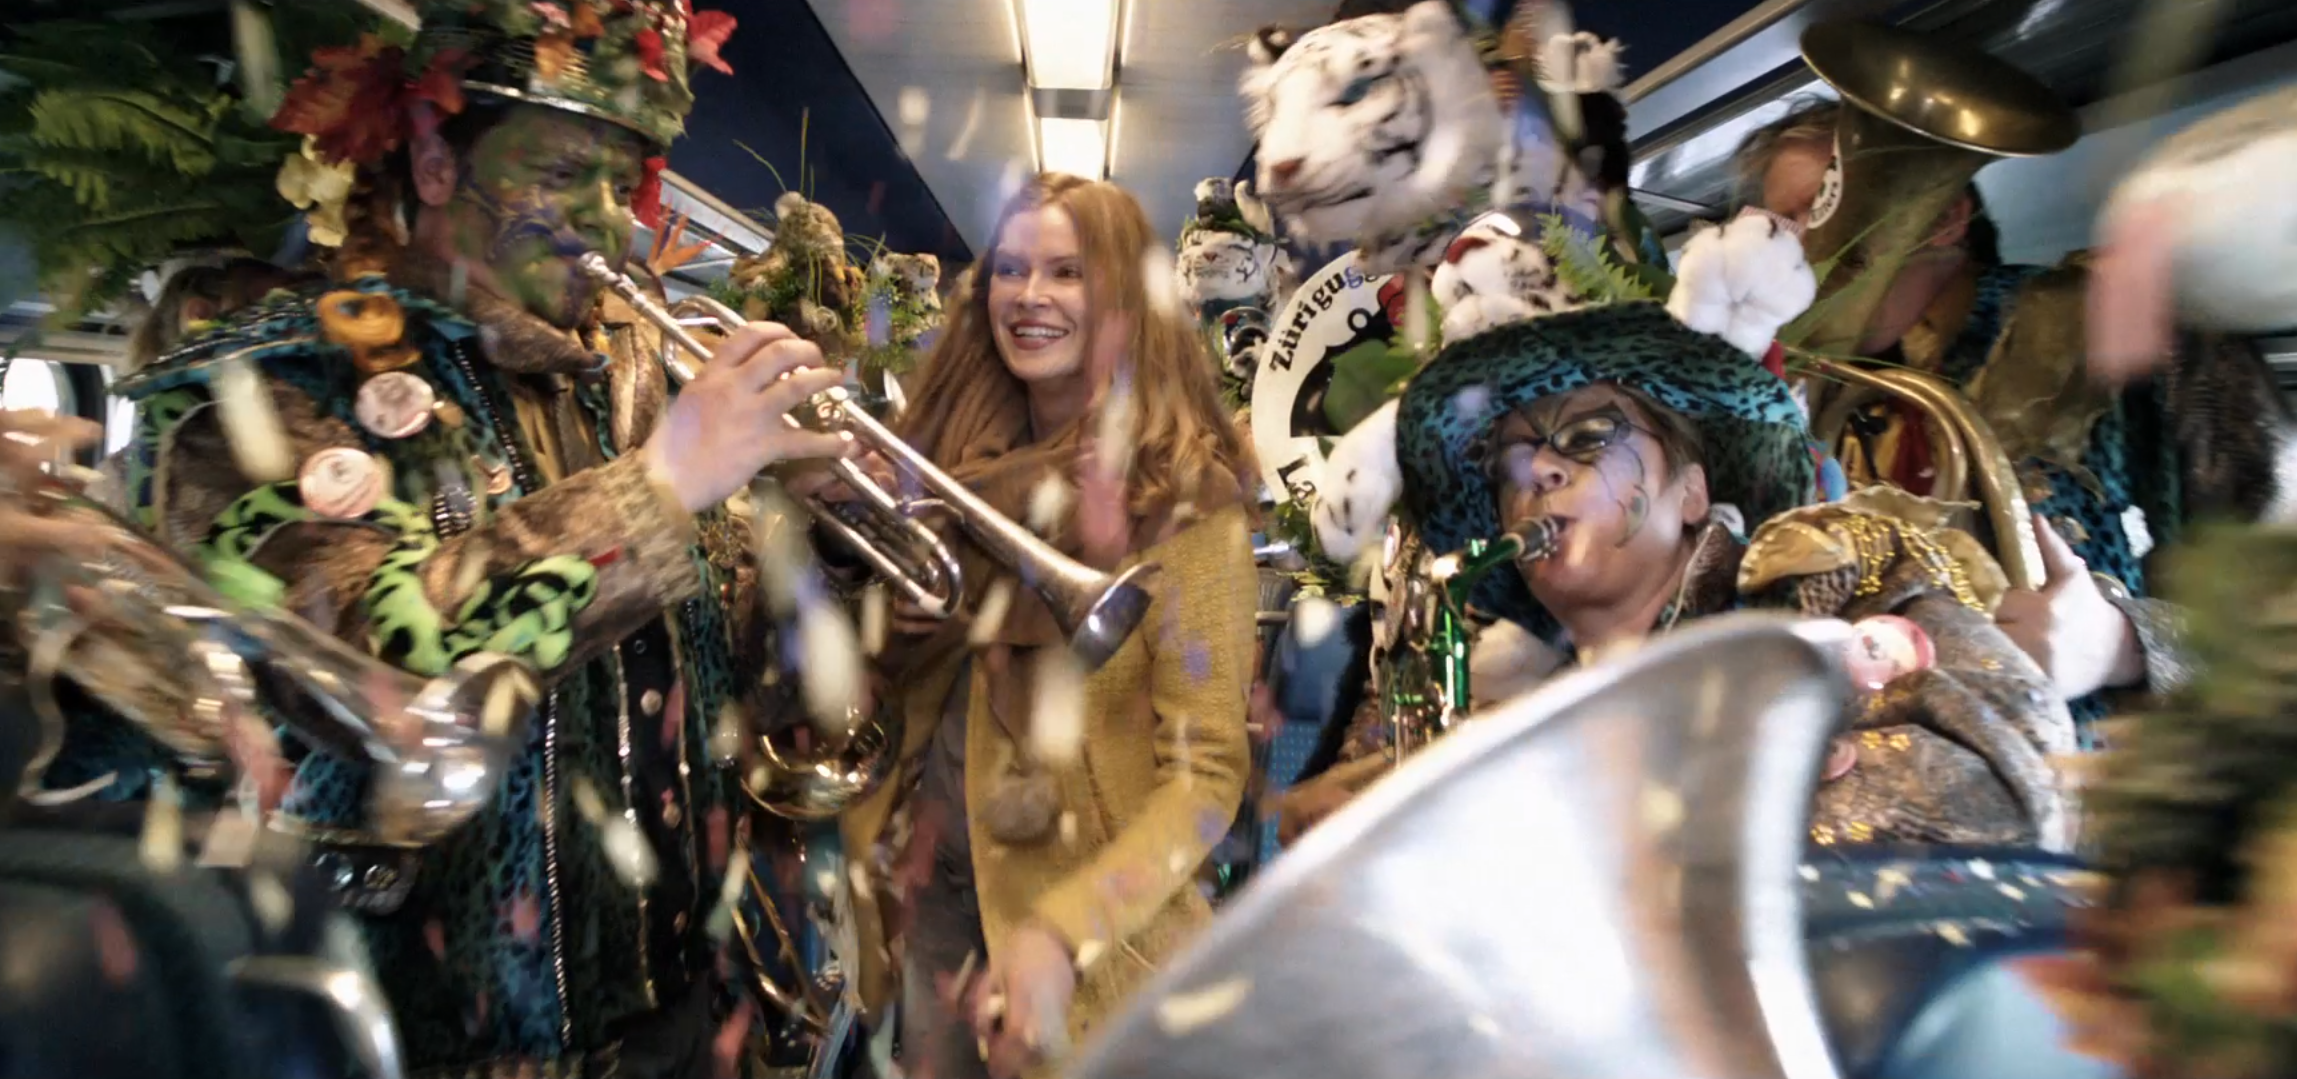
[12,482,541,846]
[1787,20,2081,591]
[1068,613,1855,1079]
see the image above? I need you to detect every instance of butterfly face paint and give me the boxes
[1489,384,1705,609]
[442,105,650,328]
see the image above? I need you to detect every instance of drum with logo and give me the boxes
[1250,253,1403,507]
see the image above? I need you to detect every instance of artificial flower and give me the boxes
[571,2,605,38]
[534,31,576,81]
[272,36,470,167]
[634,156,668,230]
[634,27,668,81]
[688,11,737,75]
[530,1,571,28]
[276,136,357,247]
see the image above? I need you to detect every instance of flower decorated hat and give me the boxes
[274,0,737,229]
[1310,206,1826,639]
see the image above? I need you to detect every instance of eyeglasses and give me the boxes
[1489,411,1648,487]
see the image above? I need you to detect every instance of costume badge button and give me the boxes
[356,371,437,439]
[298,447,387,518]
[472,454,513,495]
[1845,614,1937,690]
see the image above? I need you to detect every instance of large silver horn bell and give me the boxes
[1069,613,1855,1079]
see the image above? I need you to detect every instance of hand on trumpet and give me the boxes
[641,322,855,514]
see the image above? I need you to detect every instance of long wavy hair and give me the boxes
[896,173,1255,530]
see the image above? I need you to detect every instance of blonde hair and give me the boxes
[896,173,1255,524]
[1731,97,1842,204]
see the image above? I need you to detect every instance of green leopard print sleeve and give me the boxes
[205,482,601,677]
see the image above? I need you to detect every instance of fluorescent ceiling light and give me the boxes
[1020,0,1117,90]
[1038,117,1108,180]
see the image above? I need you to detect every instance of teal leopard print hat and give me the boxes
[1394,300,1815,636]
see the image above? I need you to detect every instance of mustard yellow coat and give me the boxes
[840,503,1257,1065]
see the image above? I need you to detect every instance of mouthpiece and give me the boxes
[1508,518,1562,562]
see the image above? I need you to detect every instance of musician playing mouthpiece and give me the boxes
[801,174,1257,1079]
[17,5,854,1076]
[1280,249,2077,854]
[1739,92,2295,742]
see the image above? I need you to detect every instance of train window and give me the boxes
[1,357,68,416]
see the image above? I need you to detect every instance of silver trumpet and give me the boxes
[580,253,1158,671]
[14,482,541,847]
[1070,613,1855,1079]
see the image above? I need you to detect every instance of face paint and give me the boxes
[443,106,649,328]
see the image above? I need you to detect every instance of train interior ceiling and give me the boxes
[4,0,2295,446]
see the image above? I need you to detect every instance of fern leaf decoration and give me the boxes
[1536,212,1656,305]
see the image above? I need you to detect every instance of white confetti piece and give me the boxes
[707,848,750,944]
[481,666,534,739]
[1402,271,1433,352]
[248,871,295,935]
[848,863,875,902]
[747,765,771,795]
[710,705,745,764]
[1058,811,1078,847]
[210,357,294,483]
[1469,1013,1502,1037]
[1450,384,1492,420]
[1154,977,1252,1035]
[1935,922,1970,947]
[1073,939,1105,973]
[1996,883,2026,901]
[796,600,864,734]
[750,484,813,616]
[1291,596,1340,647]
[141,774,183,874]
[601,814,659,889]
[1141,246,1181,318]
[1094,369,1139,479]
[1029,649,1088,766]
[1641,785,1683,832]
[1967,859,1996,880]
[1026,473,1075,536]
[968,578,1016,646]
[896,86,930,127]
[859,584,889,657]
[1847,891,1874,909]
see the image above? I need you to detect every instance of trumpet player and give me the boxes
[21,5,854,1077]
[798,174,1258,1079]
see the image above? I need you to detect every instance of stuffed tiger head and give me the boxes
[1430,214,1585,343]
[1177,229,1290,308]
[869,252,943,313]
[1240,1,1506,252]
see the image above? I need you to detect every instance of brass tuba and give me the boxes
[1068,613,1856,1079]
[13,482,541,846]
[1789,21,2081,590]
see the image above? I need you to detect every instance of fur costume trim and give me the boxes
[1666,209,1818,359]
[1313,397,1403,564]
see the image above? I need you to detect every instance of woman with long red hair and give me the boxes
[821,172,1257,1079]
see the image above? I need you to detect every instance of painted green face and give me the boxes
[443,104,651,328]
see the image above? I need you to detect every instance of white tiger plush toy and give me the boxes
[1430,214,1585,343]
[1241,2,1508,265]
[1175,178,1291,309]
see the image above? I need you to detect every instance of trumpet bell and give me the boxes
[1067,563,1158,672]
[1068,613,1856,1079]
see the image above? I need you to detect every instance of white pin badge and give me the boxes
[356,371,438,440]
[298,447,387,519]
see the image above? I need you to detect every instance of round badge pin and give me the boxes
[356,371,437,440]
[298,447,387,519]
[1844,614,1937,691]
[1821,738,1859,783]
[473,455,513,496]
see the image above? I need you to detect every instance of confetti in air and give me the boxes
[706,848,751,944]
[710,704,745,764]
[210,356,295,483]
[796,601,864,734]
[968,578,1016,646]
[1141,246,1181,317]
[1094,366,1140,480]
[248,871,295,935]
[1154,977,1253,1035]
[1027,473,1075,536]
[1073,939,1105,973]
[1451,384,1493,421]
[1402,271,1433,352]
[1030,649,1088,766]
[481,664,537,738]
[141,774,184,873]
[1291,596,1341,648]
[860,584,889,657]
[1058,810,1078,847]
[571,777,660,889]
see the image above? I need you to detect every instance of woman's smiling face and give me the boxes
[986,205,1091,385]
[1490,384,1709,609]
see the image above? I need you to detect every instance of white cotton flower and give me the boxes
[1666,211,1817,358]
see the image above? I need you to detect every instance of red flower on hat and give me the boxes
[273,36,471,166]
[635,27,669,81]
[634,156,668,229]
[689,11,737,74]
